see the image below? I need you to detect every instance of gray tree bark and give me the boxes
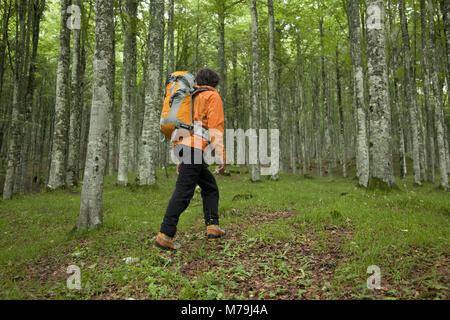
[3,0,28,199]
[267,0,279,180]
[108,15,117,176]
[67,0,83,187]
[249,0,261,182]
[167,0,175,73]
[336,44,347,178]
[426,0,449,189]
[420,0,435,183]
[365,0,395,188]
[399,0,422,185]
[217,1,227,127]
[77,0,115,230]
[0,0,12,153]
[18,1,44,194]
[347,0,369,187]
[441,0,450,104]
[320,16,332,177]
[118,0,138,186]
[47,0,71,190]
[137,0,164,186]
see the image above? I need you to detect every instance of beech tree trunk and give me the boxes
[347,0,369,187]
[47,0,71,190]
[17,1,44,194]
[399,0,422,185]
[249,0,261,182]
[336,44,347,178]
[137,0,164,186]
[3,0,28,199]
[67,0,83,187]
[426,0,449,189]
[267,0,279,180]
[420,0,435,183]
[77,0,115,230]
[118,0,138,186]
[366,0,395,189]
[320,16,332,177]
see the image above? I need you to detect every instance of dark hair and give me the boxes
[195,69,221,88]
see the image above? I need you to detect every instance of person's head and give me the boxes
[195,69,220,88]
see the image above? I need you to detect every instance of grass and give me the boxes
[0,165,448,300]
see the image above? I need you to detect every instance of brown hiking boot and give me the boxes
[155,232,181,251]
[206,225,226,240]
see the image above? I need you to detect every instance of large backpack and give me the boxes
[160,71,212,142]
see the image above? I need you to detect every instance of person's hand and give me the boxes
[218,163,226,175]
[177,163,181,175]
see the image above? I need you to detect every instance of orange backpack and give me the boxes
[160,71,212,141]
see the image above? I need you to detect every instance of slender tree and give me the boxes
[47,0,71,190]
[118,0,138,186]
[77,0,115,230]
[3,0,28,199]
[108,16,116,176]
[320,16,332,177]
[366,0,395,188]
[347,0,369,187]
[168,0,175,73]
[249,0,261,182]
[441,0,450,101]
[426,0,449,189]
[420,0,435,183]
[137,0,164,186]
[336,44,347,177]
[67,0,83,187]
[267,0,279,180]
[399,0,422,185]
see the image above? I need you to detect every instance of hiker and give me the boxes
[155,69,226,250]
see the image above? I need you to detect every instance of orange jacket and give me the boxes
[174,85,226,164]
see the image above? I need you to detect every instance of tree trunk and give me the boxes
[441,0,450,103]
[137,0,164,186]
[66,0,83,187]
[347,0,369,187]
[320,16,332,177]
[420,0,435,183]
[47,0,71,190]
[2,0,28,199]
[0,0,12,151]
[366,0,395,189]
[336,44,346,178]
[249,0,261,182]
[267,0,279,180]
[168,0,175,73]
[399,0,422,185]
[427,0,449,189]
[108,15,117,176]
[77,0,115,230]
[217,1,227,128]
[17,1,44,194]
[118,0,138,185]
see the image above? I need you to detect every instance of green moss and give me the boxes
[367,177,396,191]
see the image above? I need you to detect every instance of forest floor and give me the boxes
[0,166,449,300]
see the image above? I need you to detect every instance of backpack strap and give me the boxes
[190,86,213,121]
[189,86,214,143]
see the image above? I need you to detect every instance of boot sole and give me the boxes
[154,240,178,251]
[207,234,225,240]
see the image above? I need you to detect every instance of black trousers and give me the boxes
[160,145,220,237]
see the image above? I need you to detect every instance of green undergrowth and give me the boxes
[0,166,448,299]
